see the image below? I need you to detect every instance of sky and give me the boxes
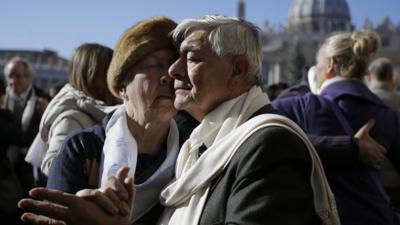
[1,0,399,59]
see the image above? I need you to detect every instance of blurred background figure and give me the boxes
[265,82,288,101]
[48,83,66,98]
[2,57,51,195]
[33,43,117,177]
[276,66,311,99]
[367,57,400,112]
[366,57,400,209]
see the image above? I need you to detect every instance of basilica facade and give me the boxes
[257,0,400,86]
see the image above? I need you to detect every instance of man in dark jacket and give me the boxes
[3,57,50,193]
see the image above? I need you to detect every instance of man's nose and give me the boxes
[168,57,186,80]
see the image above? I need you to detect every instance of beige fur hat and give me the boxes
[107,16,177,97]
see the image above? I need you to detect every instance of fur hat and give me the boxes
[107,16,177,97]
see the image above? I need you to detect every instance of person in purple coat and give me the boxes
[273,31,400,225]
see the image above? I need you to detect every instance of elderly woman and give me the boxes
[45,17,181,224]
[273,31,400,225]
[36,43,117,176]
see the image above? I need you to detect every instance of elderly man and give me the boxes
[3,57,50,193]
[3,57,50,130]
[366,57,400,111]
[18,15,339,225]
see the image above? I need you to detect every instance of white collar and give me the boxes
[7,84,33,102]
[317,76,347,94]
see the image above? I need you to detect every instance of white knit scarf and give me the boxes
[100,105,180,222]
[158,86,340,225]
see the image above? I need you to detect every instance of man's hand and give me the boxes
[355,119,387,168]
[18,167,134,225]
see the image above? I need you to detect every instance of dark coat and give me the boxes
[5,86,51,191]
[198,105,321,225]
[273,80,400,225]
[0,109,32,177]
[4,86,51,143]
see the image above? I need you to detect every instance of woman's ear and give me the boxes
[325,58,335,79]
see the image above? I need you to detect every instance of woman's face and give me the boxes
[121,49,176,124]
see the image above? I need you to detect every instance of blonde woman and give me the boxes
[274,31,400,225]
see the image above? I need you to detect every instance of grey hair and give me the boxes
[3,56,35,78]
[172,15,262,85]
[368,57,393,82]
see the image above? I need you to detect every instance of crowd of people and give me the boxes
[0,14,399,225]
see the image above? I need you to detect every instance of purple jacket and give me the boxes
[273,80,400,225]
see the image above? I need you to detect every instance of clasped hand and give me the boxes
[18,167,134,225]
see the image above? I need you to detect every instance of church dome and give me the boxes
[288,0,351,33]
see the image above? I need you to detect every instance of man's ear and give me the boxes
[231,56,249,78]
[228,56,250,91]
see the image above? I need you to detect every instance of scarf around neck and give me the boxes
[158,86,339,225]
[5,85,36,133]
[100,105,180,222]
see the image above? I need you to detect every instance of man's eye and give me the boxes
[187,57,200,63]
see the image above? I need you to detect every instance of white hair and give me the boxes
[3,57,35,78]
[172,15,262,85]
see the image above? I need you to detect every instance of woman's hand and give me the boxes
[77,167,135,217]
[18,167,135,225]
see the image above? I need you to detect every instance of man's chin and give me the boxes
[174,99,190,111]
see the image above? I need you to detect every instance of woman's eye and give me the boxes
[144,63,163,69]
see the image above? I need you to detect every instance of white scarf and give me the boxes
[159,86,339,225]
[100,105,180,222]
[5,85,37,133]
